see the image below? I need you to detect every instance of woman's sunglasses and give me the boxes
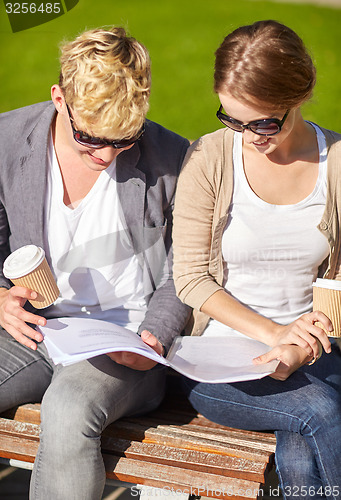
[216,105,290,136]
[66,104,144,149]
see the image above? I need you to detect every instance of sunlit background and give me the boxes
[1,0,341,140]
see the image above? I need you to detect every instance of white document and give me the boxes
[39,317,279,383]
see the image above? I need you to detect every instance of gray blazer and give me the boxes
[0,101,191,350]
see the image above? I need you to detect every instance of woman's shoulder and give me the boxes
[316,124,341,149]
[190,127,234,150]
[183,128,234,171]
[178,128,235,199]
[316,125,341,185]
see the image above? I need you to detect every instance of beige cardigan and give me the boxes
[173,126,341,337]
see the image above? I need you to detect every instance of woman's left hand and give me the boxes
[253,344,312,381]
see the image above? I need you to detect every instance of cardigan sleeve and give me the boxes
[317,127,341,281]
[173,134,226,311]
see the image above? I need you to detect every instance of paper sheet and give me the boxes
[39,317,279,383]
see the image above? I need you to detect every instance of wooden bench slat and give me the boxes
[124,413,276,446]
[0,418,40,440]
[103,422,273,461]
[103,455,263,500]
[0,434,38,462]
[101,437,269,482]
[163,424,276,451]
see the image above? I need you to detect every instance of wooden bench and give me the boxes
[0,374,276,500]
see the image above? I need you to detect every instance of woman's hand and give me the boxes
[0,286,46,350]
[271,311,332,358]
[253,344,312,381]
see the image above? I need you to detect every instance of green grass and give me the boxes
[1,0,341,139]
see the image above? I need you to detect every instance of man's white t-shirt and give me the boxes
[43,136,147,332]
[204,124,329,338]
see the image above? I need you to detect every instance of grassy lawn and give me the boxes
[0,0,341,140]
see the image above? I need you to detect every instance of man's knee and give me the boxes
[40,379,106,441]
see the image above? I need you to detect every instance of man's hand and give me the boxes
[253,344,312,381]
[107,330,164,371]
[0,286,46,350]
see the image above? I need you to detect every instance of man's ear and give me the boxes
[51,84,65,113]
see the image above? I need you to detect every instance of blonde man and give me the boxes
[0,27,190,499]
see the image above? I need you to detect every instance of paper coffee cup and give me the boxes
[3,245,60,309]
[313,278,341,338]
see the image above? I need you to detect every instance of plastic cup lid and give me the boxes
[313,278,341,291]
[3,245,45,279]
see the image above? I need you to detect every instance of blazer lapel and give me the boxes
[116,144,146,263]
[18,103,56,248]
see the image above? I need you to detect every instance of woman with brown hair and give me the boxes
[173,20,341,499]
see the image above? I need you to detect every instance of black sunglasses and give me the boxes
[66,104,144,149]
[216,105,290,136]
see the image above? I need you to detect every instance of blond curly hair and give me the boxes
[59,27,151,140]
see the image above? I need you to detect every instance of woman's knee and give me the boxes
[298,385,341,436]
[275,431,316,479]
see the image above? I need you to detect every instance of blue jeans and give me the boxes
[182,342,341,500]
[0,330,166,500]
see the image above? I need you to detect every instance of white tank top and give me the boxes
[43,135,147,332]
[204,124,329,338]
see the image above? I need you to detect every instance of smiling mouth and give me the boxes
[253,138,271,146]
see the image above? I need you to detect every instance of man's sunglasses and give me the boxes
[66,104,144,149]
[216,105,290,136]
